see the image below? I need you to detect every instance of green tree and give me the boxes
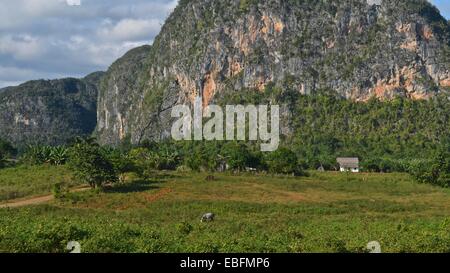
[430,146,450,187]
[128,148,159,180]
[68,138,117,189]
[102,147,133,183]
[157,144,180,170]
[180,142,223,172]
[409,145,450,187]
[265,147,302,175]
[0,139,16,158]
[221,142,251,172]
[0,152,6,169]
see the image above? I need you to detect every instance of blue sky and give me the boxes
[432,0,450,19]
[0,0,448,88]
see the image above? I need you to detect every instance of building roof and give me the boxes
[337,157,359,169]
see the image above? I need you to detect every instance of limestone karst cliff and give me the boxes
[0,72,103,146]
[97,0,450,145]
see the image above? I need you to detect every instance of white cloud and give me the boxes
[0,35,45,60]
[0,81,22,88]
[97,18,162,42]
[0,0,68,30]
[0,65,67,88]
[66,0,81,6]
[0,0,178,88]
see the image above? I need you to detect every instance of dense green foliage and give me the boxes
[288,94,450,169]
[0,139,16,158]
[217,90,450,173]
[21,145,69,166]
[128,148,163,180]
[126,91,449,180]
[0,139,16,169]
[410,145,450,187]
[132,140,303,175]
[102,148,133,183]
[2,90,450,185]
[67,138,118,189]
[265,148,302,175]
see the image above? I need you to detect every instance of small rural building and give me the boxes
[337,157,360,173]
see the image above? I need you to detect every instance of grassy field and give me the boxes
[0,165,78,201]
[1,166,450,253]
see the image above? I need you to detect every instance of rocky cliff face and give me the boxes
[0,72,103,146]
[97,0,450,145]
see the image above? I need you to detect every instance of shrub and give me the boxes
[0,154,6,169]
[409,146,450,187]
[265,148,302,175]
[0,139,16,159]
[21,145,49,165]
[67,138,118,189]
[102,148,133,183]
[21,145,68,166]
[183,147,204,172]
[156,145,180,170]
[221,142,252,172]
[128,148,160,180]
[52,183,68,199]
[176,141,221,172]
[176,222,193,235]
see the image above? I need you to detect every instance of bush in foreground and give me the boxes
[409,145,450,188]
[68,138,118,189]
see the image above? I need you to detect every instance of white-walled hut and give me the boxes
[337,158,360,173]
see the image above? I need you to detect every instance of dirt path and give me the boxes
[0,187,90,209]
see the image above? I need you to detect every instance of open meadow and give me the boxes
[1,166,450,253]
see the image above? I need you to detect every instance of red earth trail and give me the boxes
[0,187,90,208]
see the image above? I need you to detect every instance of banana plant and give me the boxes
[49,146,68,165]
[22,145,68,165]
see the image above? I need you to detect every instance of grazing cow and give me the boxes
[201,213,215,222]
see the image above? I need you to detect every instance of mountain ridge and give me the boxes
[97,0,450,145]
[0,72,104,146]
